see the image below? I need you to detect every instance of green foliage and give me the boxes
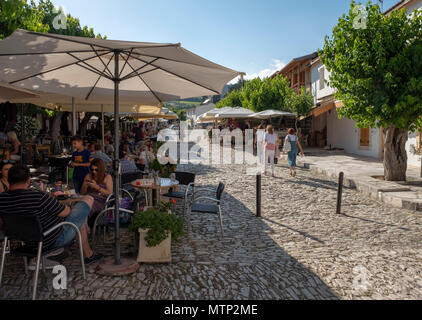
[291,87,314,117]
[150,157,164,173]
[320,1,422,131]
[215,75,295,112]
[216,89,243,109]
[0,0,105,40]
[129,207,185,247]
[0,0,49,39]
[172,109,187,121]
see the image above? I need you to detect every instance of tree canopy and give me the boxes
[0,0,105,40]
[320,1,422,132]
[215,75,296,112]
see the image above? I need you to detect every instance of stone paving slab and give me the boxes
[281,149,422,212]
[1,159,422,300]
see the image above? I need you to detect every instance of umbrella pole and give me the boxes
[72,97,76,135]
[101,104,105,148]
[113,51,121,265]
[20,104,24,162]
[96,52,139,275]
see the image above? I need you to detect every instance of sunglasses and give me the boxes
[91,168,99,172]
[2,160,16,164]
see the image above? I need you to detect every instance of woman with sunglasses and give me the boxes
[80,158,113,229]
[0,160,14,193]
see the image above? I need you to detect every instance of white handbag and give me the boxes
[282,136,291,153]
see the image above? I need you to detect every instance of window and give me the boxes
[360,128,370,147]
[319,67,325,90]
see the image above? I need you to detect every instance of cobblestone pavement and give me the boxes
[1,159,422,300]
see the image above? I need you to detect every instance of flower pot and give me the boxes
[137,228,171,263]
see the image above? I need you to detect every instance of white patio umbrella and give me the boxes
[0,29,240,268]
[197,106,234,122]
[248,109,297,120]
[214,106,255,119]
[0,81,40,102]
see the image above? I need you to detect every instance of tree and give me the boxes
[215,75,295,112]
[320,1,422,181]
[215,88,243,109]
[0,0,49,39]
[291,87,314,130]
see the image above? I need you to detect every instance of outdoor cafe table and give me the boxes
[130,178,179,207]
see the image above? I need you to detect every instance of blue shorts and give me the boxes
[54,201,90,248]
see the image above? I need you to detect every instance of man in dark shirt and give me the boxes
[0,166,103,265]
[133,123,143,143]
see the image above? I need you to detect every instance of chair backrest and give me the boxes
[216,182,225,201]
[0,214,43,243]
[175,172,196,186]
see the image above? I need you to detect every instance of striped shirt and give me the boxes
[0,189,65,250]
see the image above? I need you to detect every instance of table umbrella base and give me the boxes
[95,257,139,276]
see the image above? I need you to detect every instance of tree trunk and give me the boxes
[79,112,95,137]
[383,126,408,181]
[51,112,64,144]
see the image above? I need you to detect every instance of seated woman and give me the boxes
[0,160,14,193]
[80,158,113,229]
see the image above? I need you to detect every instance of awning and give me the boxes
[311,100,343,117]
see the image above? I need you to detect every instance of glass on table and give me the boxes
[170,173,176,184]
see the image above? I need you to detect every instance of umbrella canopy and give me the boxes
[0,81,40,102]
[248,109,297,119]
[197,106,233,122]
[0,29,240,267]
[214,106,255,119]
[138,109,178,120]
[0,29,239,104]
[9,91,162,113]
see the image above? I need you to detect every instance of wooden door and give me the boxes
[360,128,370,147]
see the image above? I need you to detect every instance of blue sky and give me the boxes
[50,0,399,82]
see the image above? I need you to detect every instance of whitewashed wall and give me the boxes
[406,132,421,167]
[326,109,381,159]
[310,60,335,103]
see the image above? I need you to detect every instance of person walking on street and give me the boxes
[263,125,279,177]
[285,128,304,177]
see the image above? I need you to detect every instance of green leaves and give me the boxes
[129,207,185,248]
[291,87,314,117]
[321,1,422,131]
[0,0,105,40]
[215,75,295,112]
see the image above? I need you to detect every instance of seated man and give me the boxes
[119,150,138,174]
[0,165,103,266]
[90,143,112,166]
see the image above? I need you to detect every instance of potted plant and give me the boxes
[129,204,184,263]
[150,158,177,178]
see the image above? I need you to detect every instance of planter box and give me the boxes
[137,228,171,263]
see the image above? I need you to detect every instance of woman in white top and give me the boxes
[255,124,265,166]
[263,125,279,177]
[285,128,304,177]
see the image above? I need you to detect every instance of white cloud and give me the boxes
[229,59,286,84]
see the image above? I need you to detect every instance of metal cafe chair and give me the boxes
[91,189,135,246]
[162,171,196,216]
[0,214,86,300]
[187,182,225,237]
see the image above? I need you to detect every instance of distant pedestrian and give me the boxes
[263,125,279,177]
[285,128,304,177]
[255,124,265,164]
